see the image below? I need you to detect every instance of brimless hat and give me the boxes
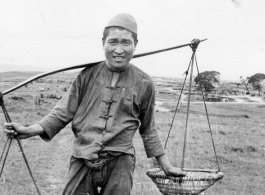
[105,13,137,34]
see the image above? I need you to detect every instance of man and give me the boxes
[4,13,186,195]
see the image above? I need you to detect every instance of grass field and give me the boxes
[0,73,265,195]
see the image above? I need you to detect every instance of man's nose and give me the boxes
[114,44,124,54]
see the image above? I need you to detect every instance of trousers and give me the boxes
[62,153,135,195]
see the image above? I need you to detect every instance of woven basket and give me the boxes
[146,168,224,195]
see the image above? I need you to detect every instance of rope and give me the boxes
[0,96,13,176]
[181,52,195,170]
[163,41,221,172]
[0,94,42,195]
[194,55,221,171]
[0,138,12,177]
[0,137,10,163]
[164,55,193,149]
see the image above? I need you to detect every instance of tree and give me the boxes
[248,73,265,96]
[194,71,220,98]
[240,76,250,93]
[253,83,263,96]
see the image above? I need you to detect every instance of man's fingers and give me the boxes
[172,173,186,177]
[4,129,17,135]
[4,123,13,129]
[172,172,186,177]
[3,128,16,133]
[3,123,17,134]
[4,122,14,127]
[168,168,187,177]
[179,171,187,176]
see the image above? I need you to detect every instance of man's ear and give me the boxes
[134,40,138,50]
[102,38,105,48]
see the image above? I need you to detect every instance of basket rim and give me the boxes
[146,168,224,181]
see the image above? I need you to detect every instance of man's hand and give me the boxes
[156,153,186,177]
[163,166,186,177]
[3,123,44,139]
[4,122,29,139]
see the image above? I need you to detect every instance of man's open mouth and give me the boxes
[113,56,125,60]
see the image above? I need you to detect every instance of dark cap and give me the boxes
[105,13,137,34]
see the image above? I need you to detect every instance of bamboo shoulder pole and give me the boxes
[3,39,207,96]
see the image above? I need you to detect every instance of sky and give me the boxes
[0,0,264,82]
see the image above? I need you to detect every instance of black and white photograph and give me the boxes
[0,0,264,194]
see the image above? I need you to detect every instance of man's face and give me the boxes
[103,28,137,71]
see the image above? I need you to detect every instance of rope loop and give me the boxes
[190,38,201,52]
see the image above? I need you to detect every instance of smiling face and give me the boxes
[103,28,137,71]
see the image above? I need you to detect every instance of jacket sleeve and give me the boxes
[38,72,83,141]
[138,79,165,158]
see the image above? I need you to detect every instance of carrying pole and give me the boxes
[2,39,207,96]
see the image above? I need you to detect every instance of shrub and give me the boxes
[10,96,25,101]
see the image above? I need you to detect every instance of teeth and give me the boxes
[114,56,124,59]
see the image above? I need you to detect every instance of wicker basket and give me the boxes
[146,168,224,195]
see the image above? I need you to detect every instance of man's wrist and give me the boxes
[27,124,45,137]
[156,153,173,171]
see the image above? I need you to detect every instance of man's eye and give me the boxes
[123,41,131,45]
[108,40,117,44]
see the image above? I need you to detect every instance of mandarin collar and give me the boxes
[105,61,130,73]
